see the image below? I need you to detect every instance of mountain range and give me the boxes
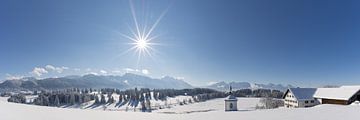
[206,81,294,91]
[0,73,294,92]
[0,73,192,91]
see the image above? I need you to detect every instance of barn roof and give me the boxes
[314,86,360,100]
[283,88,317,100]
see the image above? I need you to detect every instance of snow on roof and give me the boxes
[288,88,317,100]
[314,86,360,100]
[225,95,237,100]
[340,85,360,88]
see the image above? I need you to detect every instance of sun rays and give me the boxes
[120,0,169,64]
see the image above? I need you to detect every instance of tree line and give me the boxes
[231,89,284,98]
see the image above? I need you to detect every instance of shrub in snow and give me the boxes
[257,97,284,109]
[7,94,26,103]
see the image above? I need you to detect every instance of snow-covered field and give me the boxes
[1,97,359,120]
[65,94,195,111]
[155,98,260,114]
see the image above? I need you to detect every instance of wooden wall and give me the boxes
[321,99,348,105]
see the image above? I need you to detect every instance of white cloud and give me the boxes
[45,65,56,71]
[124,68,135,73]
[61,66,69,70]
[112,70,122,74]
[176,77,185,80]
[30,67,48,77]
[29,65,69,77]
[5,74,24,80]
[142,69,149,75]
[100,70,107,74]
[73,68,81,71]
[207,81,219,86]
[123,68,150,75]
[45,65,69,73]
[87,72,98,75]
[123,80,129,84]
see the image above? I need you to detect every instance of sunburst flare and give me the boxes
[120,0,168,63]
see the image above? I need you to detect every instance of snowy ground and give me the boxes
[68,94,195,111]
[155,98,260,114]
[1,97,359,120]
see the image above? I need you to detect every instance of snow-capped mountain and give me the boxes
[207,81,293,91]
[0,73,192,91]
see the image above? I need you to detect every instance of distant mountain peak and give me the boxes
[5,77,37,81]
[207,81,293,91]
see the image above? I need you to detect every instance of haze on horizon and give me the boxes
[1,0,360,87]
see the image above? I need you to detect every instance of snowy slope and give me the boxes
[80,94,194,111]
[1,97,360,120]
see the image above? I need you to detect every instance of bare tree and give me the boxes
[257,97,284,109]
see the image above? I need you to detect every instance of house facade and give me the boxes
[283,88,318,108]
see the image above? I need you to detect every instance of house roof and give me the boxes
[314,86,360,100]
[283,88,317,100]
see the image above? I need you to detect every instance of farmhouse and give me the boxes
[284,85,360,108]
[314,86,360,105]
[283,88,318,108]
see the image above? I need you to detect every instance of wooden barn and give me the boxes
[314,86,360,105]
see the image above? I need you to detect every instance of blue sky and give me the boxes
[1,0,360,87]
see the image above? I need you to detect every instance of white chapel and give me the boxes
[225,86,238,111]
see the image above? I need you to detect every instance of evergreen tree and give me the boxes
[70,94,76,105]
[118,94,123,103]
[141,100,146,112]
[54,95,60,107]
[146,99,151,112]
[95,95,100,104]
[100,94,106,104]
[107,96,115,104]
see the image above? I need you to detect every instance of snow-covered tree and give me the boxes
[54,95,60,107]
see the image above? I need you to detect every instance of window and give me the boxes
[305,101,308,104]
[311,100,314,103]
[230,103,233,109]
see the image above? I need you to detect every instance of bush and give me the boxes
[256,97,284,109]
[8,94,26,103]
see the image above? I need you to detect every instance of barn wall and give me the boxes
[321,99,348,105]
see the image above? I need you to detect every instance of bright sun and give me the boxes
[120,0,168,63]
[136,39,148,49]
